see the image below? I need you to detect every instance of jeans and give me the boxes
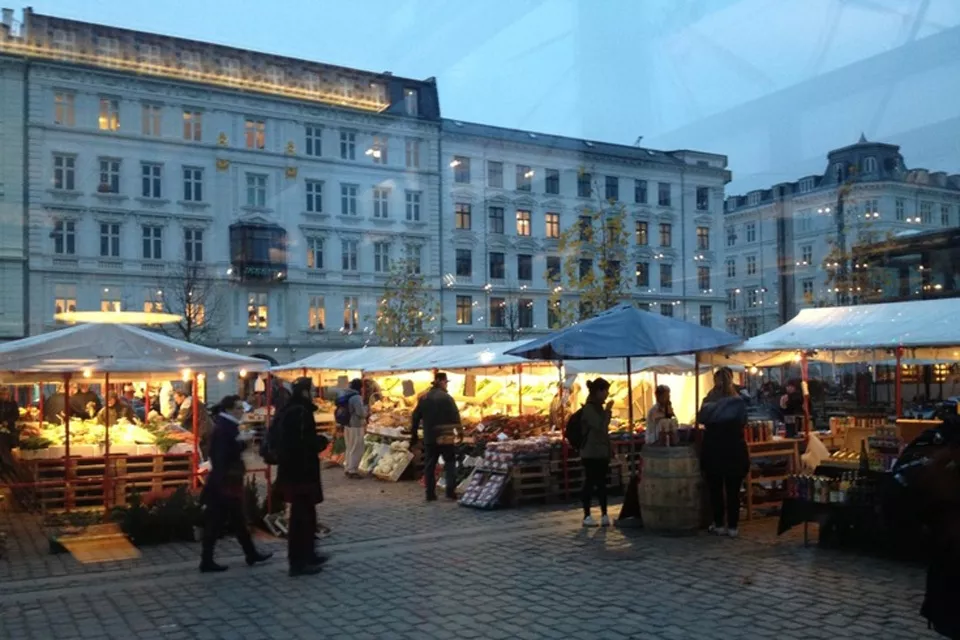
[201,496,256,564]
[343,427,364,474]
[706,473,744,530]
[423,444,457,498]
[287,495,317,568]
[581,458,609,516]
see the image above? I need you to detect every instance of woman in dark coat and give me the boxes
[275,378,328,576]
[896,416,960,638]
[698,367,749,537]
[199,395,271,573]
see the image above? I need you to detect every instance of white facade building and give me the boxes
[0,8,732,359]
[724,135,960,335]
[439,121,730,343]
[0,21,25,339]
[1,9,442,362]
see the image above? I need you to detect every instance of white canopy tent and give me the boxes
[704,299,960,367]
[0,323,268,382]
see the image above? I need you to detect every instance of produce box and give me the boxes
[373,446,414,482]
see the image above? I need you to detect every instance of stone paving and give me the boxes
[0,470,940,639]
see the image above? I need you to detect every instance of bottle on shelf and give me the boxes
[858,440,870,476]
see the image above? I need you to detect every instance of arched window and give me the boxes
[863,156,878,174]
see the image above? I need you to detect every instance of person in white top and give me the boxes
[646,385,677,445]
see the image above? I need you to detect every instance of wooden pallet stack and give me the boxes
[17,454,192,512]
[506,460,552,506]
[547,459,624,498]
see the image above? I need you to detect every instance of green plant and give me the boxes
[107,487,202,545]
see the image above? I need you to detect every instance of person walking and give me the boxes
[340,379,368,478]
[579,378,613,527]
[411,372,461,502]
[199,395,271,573]
[276,377,328,576]
[698,367,749,538]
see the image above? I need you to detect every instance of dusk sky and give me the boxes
[22,0,960,192]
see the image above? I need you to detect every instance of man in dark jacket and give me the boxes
[411,372,462,502]
[96,392,137,426]
[199,395,271,573]
[276,377,327,576]
[69,384,102,419]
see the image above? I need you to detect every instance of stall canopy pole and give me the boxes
[895,347,903,418]
[800,352,812,435]
[694,353,701,421]
[517,365,523,414]
[626,356,636,474]
[144,384,151,420]
[265,373,273,416]
[103,372,111,508]
[63,372,73,513]
[559,361,569,499]
[38,384,44,423]
[192,373,200,490]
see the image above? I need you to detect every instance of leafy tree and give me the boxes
[371,259,440,346]
[820,169,895,306]
[152,263,224,344]
[547,171,631,325]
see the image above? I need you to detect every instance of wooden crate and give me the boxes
[506,460,553,506]
[19,454,192,511]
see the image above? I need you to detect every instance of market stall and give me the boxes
[705,298,960,543]
[506,303,742,527]
[0,322,267,511]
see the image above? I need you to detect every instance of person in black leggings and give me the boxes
[578,378,613,527]
[698,367,749,538]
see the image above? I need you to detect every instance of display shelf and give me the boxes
[745,439,800,521]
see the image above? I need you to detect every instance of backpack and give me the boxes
[564,407,585,450]
[335,390,358,427]
[259,408,287,465]
[259,403,307,465]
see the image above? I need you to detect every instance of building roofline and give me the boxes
[23,9,435,89]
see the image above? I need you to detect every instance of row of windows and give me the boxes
[51,217,424,275]
[51,220,203,262]
[54,92,424,167]
[451,296,714,327]
[52,154,427,219]
[451,158,711,210]
[451,249,712,291]
[452,204,712,247]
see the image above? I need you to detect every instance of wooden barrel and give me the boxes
[638,445,702,533]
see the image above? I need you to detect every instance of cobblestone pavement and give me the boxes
[0,470,940,640]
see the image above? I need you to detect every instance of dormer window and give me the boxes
[862,156,878,174]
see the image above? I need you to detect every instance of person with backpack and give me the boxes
[268,377,328,577]
[697,367,749,538]
[410,372,461,502]
[573,378,614,527]
[337,379,368,479]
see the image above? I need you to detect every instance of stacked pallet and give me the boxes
[17,454,192,512]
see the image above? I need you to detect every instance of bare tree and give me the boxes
[489,287,534,341]
[152,263,225,344]
[547,170,631,325]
